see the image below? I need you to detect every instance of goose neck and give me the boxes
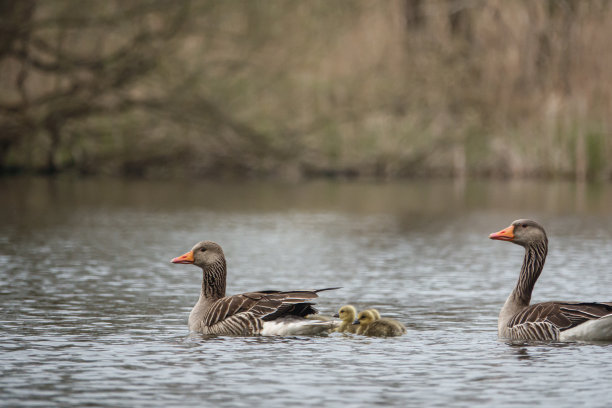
[200,258,227,300]
[511,240,548,306]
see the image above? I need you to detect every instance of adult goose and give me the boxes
[172,241,339,336]
[490,219,612,342]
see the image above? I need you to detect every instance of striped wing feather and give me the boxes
[508,302,612,340]
[203,288,338,330]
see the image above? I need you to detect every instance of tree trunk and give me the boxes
[404,0,424,30]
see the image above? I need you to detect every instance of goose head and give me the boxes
[365,309,381,320]
[171,241,225,268]
[333,305,357,322]
[354,310,377,326]
[489,219,547,247]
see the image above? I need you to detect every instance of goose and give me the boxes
[364,309,381,320]
[333,305,359,333]
[490,219,612,341]
[354,310,406,337]
[305,313,334,321]
[172,241,340,336]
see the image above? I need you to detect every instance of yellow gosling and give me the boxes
[367,309,406,331]
[364,309,381,321]
[355,310,406,337]
[333,305,359,334]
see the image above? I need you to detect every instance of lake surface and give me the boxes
[1,177,612,407]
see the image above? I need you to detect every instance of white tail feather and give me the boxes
[261,317,339,336]
[560,315,612,342]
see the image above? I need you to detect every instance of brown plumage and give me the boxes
[490,219,612,341]
[172,241,339,336]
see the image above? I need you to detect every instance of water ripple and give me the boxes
[2,179,612,407]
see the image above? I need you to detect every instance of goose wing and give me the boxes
[508,302,612,340]
[203,288,339,328]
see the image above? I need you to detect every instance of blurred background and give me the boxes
[1,0,610,181]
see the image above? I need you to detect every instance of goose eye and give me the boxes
[200,247,207,252]
[521,224,527,228]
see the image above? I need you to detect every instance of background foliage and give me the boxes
[1,0,610,180]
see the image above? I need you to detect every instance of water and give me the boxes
[1,177,612,407]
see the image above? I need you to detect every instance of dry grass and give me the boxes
[1,0,611,179]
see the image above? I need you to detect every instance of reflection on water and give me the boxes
[1,177,612,407]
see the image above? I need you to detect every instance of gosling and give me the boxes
[363,309,381,321]
[333,305,359,334]
[366,309,405,332]
[355,310,406,337]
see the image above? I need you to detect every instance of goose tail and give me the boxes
[261,317,339,336]
[560,314,612,342]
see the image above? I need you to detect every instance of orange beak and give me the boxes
[489,225,515,241]
[171,250,194,264]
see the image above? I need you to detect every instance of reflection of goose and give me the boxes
[333,305,359,333]
[354,310,406,337]
[172,241,339,336]
[490,219,612,341]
